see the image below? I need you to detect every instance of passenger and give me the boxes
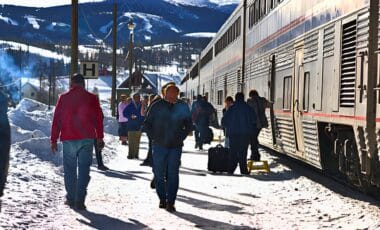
[144,84,192,212]
[140,94,158,166]
[221,92,256,175]
[191,95,203,149]
[91,89,108,171]
[123,93,144,159]
[118,95,130,145]
[222,96,234,148]
[50,73,104,210]
[192,95,214,150]
[247,89,271,161]
[0,91,10,212]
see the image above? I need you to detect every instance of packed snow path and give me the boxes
[1,99,380,229]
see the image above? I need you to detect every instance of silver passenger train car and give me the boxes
[180,0,380,189]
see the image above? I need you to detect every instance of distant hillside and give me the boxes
[0,0,237,48]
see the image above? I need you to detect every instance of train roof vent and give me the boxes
[340,20,357,108]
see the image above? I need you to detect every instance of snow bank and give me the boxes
[8,98,52,138]
[8,98,118,159]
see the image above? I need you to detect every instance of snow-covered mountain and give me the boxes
[0,0,238,46]
[163,0,239,8]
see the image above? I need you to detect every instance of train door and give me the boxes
[293,46,305,154]
[269,54,276,145]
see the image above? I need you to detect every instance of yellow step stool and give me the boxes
[247,160,270,173]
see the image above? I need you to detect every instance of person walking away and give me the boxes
[222,96,234,148]
[221,92,256,175]
[51,73,104,210]
[194,96,214,150]
[123,93,144,159]
[0,91,10,212]
[118,95,130,145]
[247,90,271,161]
[144,85,192,212]
[191,95,203,148]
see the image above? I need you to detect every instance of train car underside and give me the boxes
[318,122,380,195]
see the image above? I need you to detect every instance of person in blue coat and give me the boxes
[123,93,144,159]
[221,92,257,175]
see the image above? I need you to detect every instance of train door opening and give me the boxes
[293,47,305,154]
[269,54,276,145]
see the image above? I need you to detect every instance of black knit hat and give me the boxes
[71,73,85,84]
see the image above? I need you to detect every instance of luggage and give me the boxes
[207,144,232,173]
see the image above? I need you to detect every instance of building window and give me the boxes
[303,72,310,111]
[217,90,223,105]
[283,76,292,110]
[31,92,35,97]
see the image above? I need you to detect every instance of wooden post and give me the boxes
[71,0,78,79]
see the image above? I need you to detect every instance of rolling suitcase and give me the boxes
[207,144,232,173]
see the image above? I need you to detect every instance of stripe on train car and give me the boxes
[272,110,380,122]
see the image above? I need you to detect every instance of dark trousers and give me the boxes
[229,134,250,174]
[250,128,261,161]
[194,125,200,146]
[143,136,153,165]
[94,139,104,167]
[195,124,208,148]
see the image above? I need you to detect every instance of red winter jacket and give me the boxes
[50,86,104,143]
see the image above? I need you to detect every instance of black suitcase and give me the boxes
[207,144,232,173]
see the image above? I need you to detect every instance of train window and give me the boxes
[217,90,223,105]
[269,0,275,10]
[283,76,292,110]
[249,4,254,28]
[303,72,310,111]
[260,0,266,17]
[254,0,260,23]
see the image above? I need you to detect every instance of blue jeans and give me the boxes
[63,139,93,203]
[152,146,182,204]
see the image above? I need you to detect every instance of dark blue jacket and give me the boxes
[221,99,257,137]
[0,92,10,197]
[123,101,144,131]
[144,99,192,148]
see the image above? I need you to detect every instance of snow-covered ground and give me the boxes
[1,96,380,229]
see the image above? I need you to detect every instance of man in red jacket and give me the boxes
[50,73,104,210]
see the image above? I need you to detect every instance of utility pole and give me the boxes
[111,2,117,117]
[71,0,79,79]
[48,59,53,110]
[241,0,247,93]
